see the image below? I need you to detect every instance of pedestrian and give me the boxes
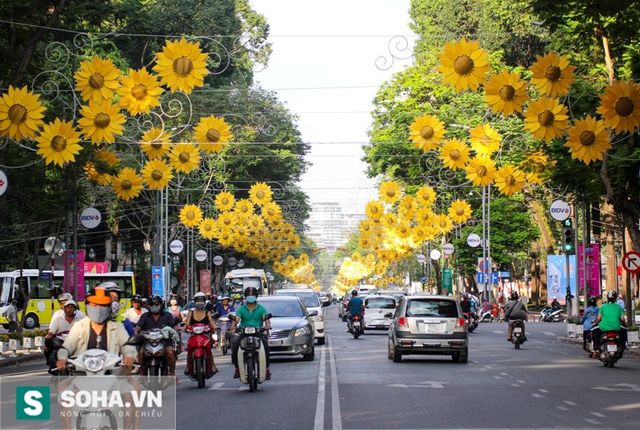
[6,299,18,333]
[617,293,625,312]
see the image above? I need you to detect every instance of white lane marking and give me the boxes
[493,376,503,380]
[557,406,569,411]
[542,331,556,336]
[313,345,326,430]
[584,419,601,425]
[328,336,342,430]
[208,382,236,391]
[590,412,606,418]
[531,393,544,398]
[564,400,577,406]
[493,331,503,334]
[517,380,526,384]
[539,389,549,393]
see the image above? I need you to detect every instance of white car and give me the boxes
[274,288,326,345]
[363,295,396,330]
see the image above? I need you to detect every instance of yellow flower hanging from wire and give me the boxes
[465,155,496,187]
[36,119,83,167]
[408,114,447,151]
[168,142,201,173]
[0,86,46,140]
[153,38,209,94]
[117,68,164,115]
[439,138,470,170]
[261,201,282,222]
[484,69,528,116]
[193,115,233,153]
[111,167,143,201]
[78,100,126,144]
[469,124,502,156]
[523,96,569,143]
[596,80,640,134]
[180,204,203,228]
[493,164,526,196]
[141,128,171,159]
[199,218,218,240]
[141,158,173,189]
[434,213,454,235]
[415,186,436,207]
[249,182,273,206]
[565,115,611,165]
[448,200,472,224]
[215,191,236,211]
[74,56,121,103]
[529,52,576,97]
[365,200,384,220]
[437,38,490,93]
[379,180,402,204]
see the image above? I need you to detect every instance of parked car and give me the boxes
[257,296,315,361]
[363,295,396,330]
[388,295,468,363]
[274,288,326,345]
[316,291,331,307]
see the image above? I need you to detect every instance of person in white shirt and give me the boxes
[50,293,86,327]
[123,294,147,325]
[47,299,84,339]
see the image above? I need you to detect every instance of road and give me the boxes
[2,306,639,429]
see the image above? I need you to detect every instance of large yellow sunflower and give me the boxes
[398,195,417,220]
[415,186,437,207]
[448,199,472,224]
[74,56,121,103]
[0,86,46,140]
[379,180,402,204]
[469,124,502,156]
[36,119,83,167]
[382,213,397,229]
[493,164,526,196]
[153,38,209,94]
[140,128,171,159]
[408,114,447,151]
[234,198,254,217]
[141,158,173,189]
[439,138,471,170]
[437,38,490,93]
[77,100,126,144]
[565,115,611,165]
[215,191,236,211]
[434,213,454,235]
[117,68,163,115]
[261,201,282,222]
[365,200,384,220]
[529,52,576,97]
[249,182,273,206]
[180,204,203,228]
[193,115,233,153]
[484,69,529,116]
[217,212,236,230]
[465,156,496,186]
[199,218,218,240]
[523,96,569,142]
[596,80,640,134]
[168,142,201,173]
[111,167,143,201]
[414,207,436,226]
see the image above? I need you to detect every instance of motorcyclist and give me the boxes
[551,297,561,311]
[346,289,364,332]
[580,296,599,354]
[184,292,218,377]
[123,294,147,325]
[50,293,86,327]
[214,295,235,316]
[592,291,627,353]
[503,291,527,342]
[231,286,271,379]
[45,299,84,368]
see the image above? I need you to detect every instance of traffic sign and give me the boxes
[622,251,640,273]
[416,254,426,264]
[467,233,481,248]
[0,169,7,197]
[195,250,207,261]
[550,200,571,221]
[442,243,454,255]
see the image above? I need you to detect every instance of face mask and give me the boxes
[246,296,257,304]
[194,302,205,310]
[110,301,123,319]
[170,300,177,306]
[87,305,112,323]
[149,304,162,314]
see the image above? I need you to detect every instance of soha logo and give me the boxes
[16,386,50,420]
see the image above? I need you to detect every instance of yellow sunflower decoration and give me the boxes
[249,182,273,206]
[439,138,470,170]
[379,180,402,204]
[74,56,121,103]
[153,38,209,94]
[140,128,171,159]
[523,96,569,143]
[493,164,526,196]
[382,213,397,229]
[465,155,496,187]
[565,115,611,165]
[84,149,120,185]
[484,69,528,116]
[180,204,203,228]
[217,212,235,230]
[0,85,46,140]
[529,52,576,97]
[408,114,447,151]
[365,200,384,220]
[111,167,143,201]
[261,202,282,222]
[141,158,173,189]
[198,218,218,240]
[448,199,472,224]
[215,191,236,211]
[193,115,233,153]
[36,119,83,167]
[469,124,502,156]
[398,195,417,220]
[415,186,436,207]
[414,207,435,225]
[434,214,454,235]
[78,100,126,144]
[234,198,254,218]
[437,38,490,93]
[117,68,163,115]
[596,80,640,134]
[168,142,201,173]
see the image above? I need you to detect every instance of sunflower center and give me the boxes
[439,220,447,228]
[453,55,474,76]
[206,128,221,142]
[455,207,465,216]
[179,152,190,163]
[151,142,164,150]
[404,202,412,210]
[614,96,635,118]
[131,84,148,100]
[476,165,488,177]
[538,110,555,127]
[420,125,435,139]
[579,130,596,147]
[505,174,516,186]
[204,224,212,231]
[449,149,461,160]
[94,113,111,129]
[544,66,561,82]
[221,197,229,205]
[151,169,163,181]
[89,73,105,90]
[386,189,397,198]
[186,211,195,220]
[51,135,67,152]
[370,206,380,214]
[499,85,515,101]
[121,179,132,191]
[8,104,27,124]
[173,57,194,77]
[266,208,275,216]
[223,218,231,226]
[256,190,265,199]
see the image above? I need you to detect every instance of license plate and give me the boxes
[607,344,617,352]
[426,324,439,333]
[513,327,522,333]
[371,320,383,325]
[268,340,283,347]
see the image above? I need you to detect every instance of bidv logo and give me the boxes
[550,207,569,214]
[16,386,50,420]
[80,215,100,221]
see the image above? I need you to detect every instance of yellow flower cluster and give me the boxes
[272,254,318,287]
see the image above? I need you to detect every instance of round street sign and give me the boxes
[467,233,481,248]
[443,243,455,255]
[550,199,571,221]
[237,259,245,268]
[416,254,426,264]
[195,249,207,262]
[430,249,441,260]
[0,169,8,197]
[213,255,224,266]
[169,240,184,254]
[622,251,640,273]
[80,207,102,229]
[227,257,237,267]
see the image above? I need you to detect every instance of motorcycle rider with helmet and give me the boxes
[504,291,528,342]
[124,294,147,325]
[581,296,600,354]
[214,295,235,316]
[184,292,218,377]
[230,286,271,379]
[51,293,86,327]
[592,291,627,353]
[346,289,364,332]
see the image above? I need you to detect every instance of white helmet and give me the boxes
[193,292,206,301]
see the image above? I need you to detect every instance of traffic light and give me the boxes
[562,218,574,253]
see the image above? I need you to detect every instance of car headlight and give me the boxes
[294,326,311,337]
[83,353,106,372]
[311,315,324,323]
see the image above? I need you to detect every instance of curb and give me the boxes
[0,352,44,368]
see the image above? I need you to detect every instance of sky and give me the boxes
[250,0,416,213]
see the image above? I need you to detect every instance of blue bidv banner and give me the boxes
[547,255,576,304]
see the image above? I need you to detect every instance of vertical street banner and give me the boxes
[63,250,85,300]
[442,267,452,295]
[547,254,576,304]
[200,270,211,295]
[577,243,601,298]
[151,266,164,297]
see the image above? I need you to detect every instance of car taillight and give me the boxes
[398,317,408,327]
[456,318,465,328]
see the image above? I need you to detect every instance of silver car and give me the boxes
[259,296,315,361]
[388,295,469,363]
[274,288,326,345]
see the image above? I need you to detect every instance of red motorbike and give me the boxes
[185,323,216,388]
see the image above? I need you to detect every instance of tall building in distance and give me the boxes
[306,202,365,253]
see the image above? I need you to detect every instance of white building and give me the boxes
[306,202,365,253]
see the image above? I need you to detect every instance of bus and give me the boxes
[0,269,136,329]
[223,268,269,296]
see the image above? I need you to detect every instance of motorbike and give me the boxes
[479,309,494,323]
[540,306,565,322]
[463,312,478,333]
[126,327,172,389]
[185,323,215,388]
[597,330,624,367]
[230,313,272,392]
[216,315,232,355]
[511,320,526,349]
[349,314,365,339]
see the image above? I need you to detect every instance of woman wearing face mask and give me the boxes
[184,292,218,377]
[166,295,184,327]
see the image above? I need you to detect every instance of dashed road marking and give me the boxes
[531,393,544,398]
[564,400,577,406]
[557,406,569,411]
[584,419,601,425]
[590,412,606,418]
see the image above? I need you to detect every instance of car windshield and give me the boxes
[365,298,396,309]
[407,299,458,318]
[261,301,305,318]
[278,292,320,307]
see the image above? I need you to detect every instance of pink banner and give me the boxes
[200,270,211,295]
[578,243,601,298]
[64,249,86,300]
